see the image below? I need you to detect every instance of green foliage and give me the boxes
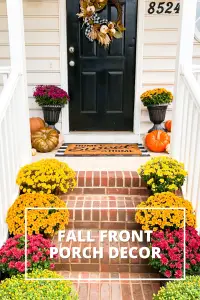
[153,276,200,299]
[0,270,79,300]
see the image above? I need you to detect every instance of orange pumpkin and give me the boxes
[31,127,59,153]
[30,117,45,134]
[145,130,170,152]
[165,120,172,132]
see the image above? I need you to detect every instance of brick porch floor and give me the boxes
[58,272,161,300]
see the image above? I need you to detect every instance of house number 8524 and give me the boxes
[148,2,180,14]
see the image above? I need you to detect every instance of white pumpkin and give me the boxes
[86,5,95,14]
[31,148,37,156]
[166,143,170,154]
[100,25,109,34]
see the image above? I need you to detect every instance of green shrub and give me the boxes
[0,269,78,299]
[153,276,200,299]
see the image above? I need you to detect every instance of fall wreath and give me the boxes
[77,0,126,47]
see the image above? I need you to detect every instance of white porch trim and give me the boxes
[59,0,144,143]
[6,0,31,165]
[171,0,197,159]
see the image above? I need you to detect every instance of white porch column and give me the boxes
[171,0,197,160]
[6,0,32,165]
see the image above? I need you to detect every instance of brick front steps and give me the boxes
[57,271,160,300]
[55,194,156,274]
[53,229,155,273]
[56,171,161,299]
[59,195,148,230]
[72,171,149,196]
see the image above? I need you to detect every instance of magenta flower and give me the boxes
[33,85,70,107]
[0,234,57,277]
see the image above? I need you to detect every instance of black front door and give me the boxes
[67,0,137,131]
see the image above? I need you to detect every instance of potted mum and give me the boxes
[153,276,200,299]
[149,227,200,283]
[141,88,173,132]
[0,234,57,278]
[33,85,70,132]
[138,156,188,194]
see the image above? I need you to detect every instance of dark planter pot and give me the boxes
[159,274,169,287]
[147,104,168,133]
[42,105,63,133]
[0,271,9,282]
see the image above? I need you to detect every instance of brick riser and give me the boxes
[60,195,147,230]
[55,264,155,273]
[69,171,149,196]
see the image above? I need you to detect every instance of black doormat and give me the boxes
[55,143,150,157]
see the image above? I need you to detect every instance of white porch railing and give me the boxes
[0,67,11,87]
[0,68,31,246]
[172,64,200,231]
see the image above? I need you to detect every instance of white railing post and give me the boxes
[6,0,31,165]
[171,0,197,160]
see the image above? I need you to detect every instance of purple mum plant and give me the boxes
[33,85,70,106]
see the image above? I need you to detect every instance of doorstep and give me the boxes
[32,150,168,171]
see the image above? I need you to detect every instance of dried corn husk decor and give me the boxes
[77,0,125,47]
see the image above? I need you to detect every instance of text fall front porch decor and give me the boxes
[77,0,125,47]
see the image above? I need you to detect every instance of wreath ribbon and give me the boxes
[77,0,125,47]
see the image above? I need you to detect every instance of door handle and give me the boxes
[69,46,75,53]
[69,61,75,67]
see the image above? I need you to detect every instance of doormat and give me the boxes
[55,143,150,157]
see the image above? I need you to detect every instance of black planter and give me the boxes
[147,104,168,133]
[159,274,169,287]
[0,271,9,281]
[42,105,63,133]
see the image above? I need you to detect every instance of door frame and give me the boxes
[59,0,145,143]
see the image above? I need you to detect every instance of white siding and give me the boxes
[0,0,62,131]
[0,0,200,135]
[141,0,200,133]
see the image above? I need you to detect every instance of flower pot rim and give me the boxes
[147,104,169,107]
[42,104,64,108]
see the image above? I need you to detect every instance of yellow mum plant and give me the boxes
[16,159,76,195]
[0,270,78,300]
[141,88,173,106]
[138,156,188,194]
[135,192,196,231]
[6,194,69,236]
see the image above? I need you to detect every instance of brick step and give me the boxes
[55,263,155,273]
[60,195,148,230]
[57,271,161,300]
[69,171,149,195]
[53,231,156,273]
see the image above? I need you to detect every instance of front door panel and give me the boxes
[67,0,137,131]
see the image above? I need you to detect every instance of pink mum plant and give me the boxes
[149,226,200,278]
[0,234,58,277]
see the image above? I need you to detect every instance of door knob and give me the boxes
[69,61,75,67]
[69,46,75,53]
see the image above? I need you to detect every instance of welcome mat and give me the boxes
[55,143,150,157]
